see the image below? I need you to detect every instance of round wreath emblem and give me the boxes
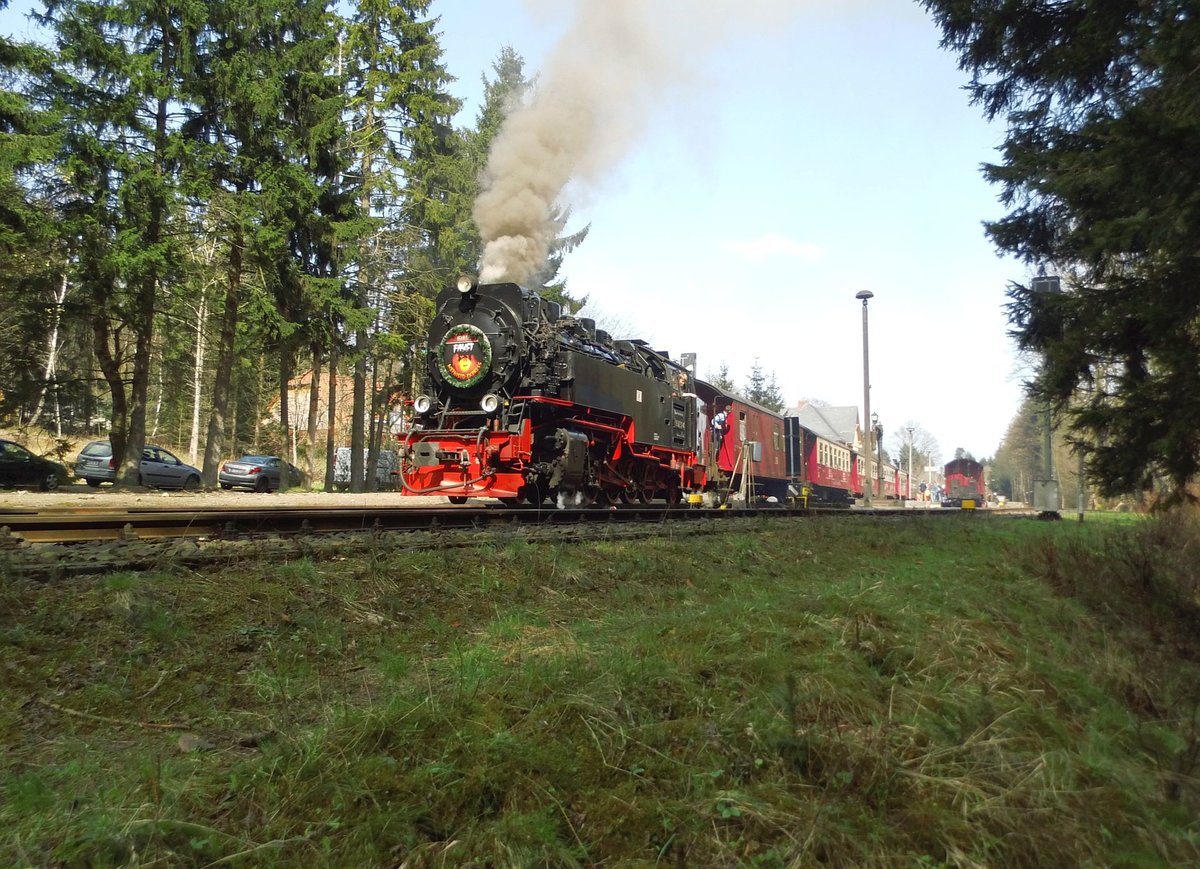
[439,324,492,388]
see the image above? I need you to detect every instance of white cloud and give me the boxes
[721,233,823,262]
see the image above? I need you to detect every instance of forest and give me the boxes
[0,0,567,491]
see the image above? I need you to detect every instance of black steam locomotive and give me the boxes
[398,278,700,505]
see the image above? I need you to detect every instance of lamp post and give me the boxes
[906,426,914,502]
[856,290,874,507]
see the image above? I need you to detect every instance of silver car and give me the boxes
[218,455,303,492]
[75,441,202,489]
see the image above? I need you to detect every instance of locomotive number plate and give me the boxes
[440,324,492,388]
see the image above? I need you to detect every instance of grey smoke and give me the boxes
[473,0,812,286]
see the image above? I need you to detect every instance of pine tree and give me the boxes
[0,9,67,423]
[0,3,55,257]
[184,0,308,484]
[921,0,1200,503]
[705,362,736,394]
[745,359,786,413]
[342,0,458,490]
[38,0,203,484]
[267,0,354,490]
[386,3,469,299]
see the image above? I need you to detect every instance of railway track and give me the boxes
[0,502,856,544]
[0,502,981,580]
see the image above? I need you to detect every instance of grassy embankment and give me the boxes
[2,513,1198,867]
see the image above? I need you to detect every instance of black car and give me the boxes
[218,455,303,492]
[0,439,69,491]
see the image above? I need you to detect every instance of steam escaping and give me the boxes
[473,0,811,286]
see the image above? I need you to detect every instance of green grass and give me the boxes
[1,514,1198,867]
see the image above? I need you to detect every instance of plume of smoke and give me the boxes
[473,0,812,286]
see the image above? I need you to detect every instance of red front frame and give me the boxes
[398,396,702,500]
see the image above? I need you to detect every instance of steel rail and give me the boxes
[0,504,851,544]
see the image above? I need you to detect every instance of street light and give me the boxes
[856,290,874,507]
[906,426,914,502]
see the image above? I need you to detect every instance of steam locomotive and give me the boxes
[397,277,702,505]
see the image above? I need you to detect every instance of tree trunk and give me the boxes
[350,90,376,494]
[369,352,398,489]
[93,307,128,472]
[364,350,379,489]
[150,347,163,439]
[121,282,156,486]
[253,353,263,449]
[120,48,173,486]
[351,343,367,491]
[189,283,208,464]
[27,273,68,429]
[324,340,338,491]
[202,229,243,486]
[81,166,125,454]
[306,341,322,485]
[277,344,293,492]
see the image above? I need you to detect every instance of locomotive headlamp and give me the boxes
[413,394,435,415]
[456,275,476,295]
[480,393,501,414]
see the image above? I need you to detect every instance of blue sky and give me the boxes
[2,0,1032,463]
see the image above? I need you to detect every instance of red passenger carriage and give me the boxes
[694,383,789,503]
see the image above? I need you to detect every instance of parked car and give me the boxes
[0,439,69,491]
[332,448,399,491]
[218,455,303,492]
[74,441,202,489]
